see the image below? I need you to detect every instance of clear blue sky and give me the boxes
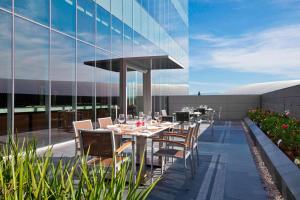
[188,0,300,94]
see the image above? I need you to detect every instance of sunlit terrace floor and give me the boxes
[148,121,266,200]
[37,121,267,200]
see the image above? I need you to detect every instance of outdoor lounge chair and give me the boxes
[151,124,196,180]
[79,129,135,177]
[73,120,93,156]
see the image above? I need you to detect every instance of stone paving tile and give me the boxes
[148,121,267,200]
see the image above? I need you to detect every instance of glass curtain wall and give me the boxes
[0,0,189,147]
[127,70,143,117]
[0,11,12,142]
[14,17,50,146]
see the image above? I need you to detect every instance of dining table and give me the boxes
[106,120,179,183]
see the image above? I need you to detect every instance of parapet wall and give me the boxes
[167,95,260,120]
[262,85,300,119]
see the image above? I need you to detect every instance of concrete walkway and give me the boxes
[148,121,267,200]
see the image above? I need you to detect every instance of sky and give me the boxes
[188,0,300,94]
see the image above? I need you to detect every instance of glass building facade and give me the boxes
[0,0,189,147]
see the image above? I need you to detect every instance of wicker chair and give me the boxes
[73,120,93,156]
[79,129,134,177]
[151,124,196,179]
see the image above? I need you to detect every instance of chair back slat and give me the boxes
[80,130,115,157]
[98,117,113,128]
[192,122,201,144]
[185,124,196,149]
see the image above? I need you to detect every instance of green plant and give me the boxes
[0,135,159,199]
[248,109,300,168]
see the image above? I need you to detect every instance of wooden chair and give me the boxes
[73,120,93,156]
[151,124,196,179]
[162,121,201,167]
[98,117,113,128]
[79,129,135,177]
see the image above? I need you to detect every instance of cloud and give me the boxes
[190,24,300,78]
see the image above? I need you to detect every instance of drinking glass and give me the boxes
[138,112,144,120]
[118,114,125,124]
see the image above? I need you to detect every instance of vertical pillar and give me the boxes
[120,59,127,116]
[143,60,152,115]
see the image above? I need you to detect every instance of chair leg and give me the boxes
[161,156,164,175]
[196,146,200,166]
[151,143,154,183]
[189,156,194,178]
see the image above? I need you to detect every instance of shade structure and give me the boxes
[84,55,185,72]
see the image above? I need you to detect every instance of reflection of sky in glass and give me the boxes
[15,0,49,25]
[0,11,11,97]
[15,17,49,81]
[51,0,76,36]
[77,0,95,44]
[111,15,123,56]
[14,17,49,95]
[0,11,11,81]
[51,31,75,97]
[96,4,111,51]
[1,0,189,97]
[77,42,95,98]
[0,0,11,10]
[96,49,111,97]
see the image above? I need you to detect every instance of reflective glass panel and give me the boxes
[15,0,49,25]
[111,55,120,120]
[0,11,11,140]
[51,0,76,36]
[123,24,133,57]
[96,49,111,119]
[77,42,95,123]
[77,0,95,44]
[0,0,11,10]
[14,17,49,147]
[96,4,111,51]
[111,15,123,56]
[51,31,75,144]
[127,70,143,116]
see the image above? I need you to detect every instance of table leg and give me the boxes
[136,136,147,181]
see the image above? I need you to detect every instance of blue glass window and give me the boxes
[0,0,11,10]
[96,4,111,51]
[15,0,49,25]
[123,24,133,57]
[77,0,95,44]
[111,15,123,56]
[51,0,76,36]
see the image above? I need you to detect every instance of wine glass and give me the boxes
[118,114,125,124]
[138,112,144,120]
[154,112,160,123]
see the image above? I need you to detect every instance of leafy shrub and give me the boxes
[0,136,159,199]
[248,109,300,168]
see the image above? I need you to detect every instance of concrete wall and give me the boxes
[168,95,260,120]
[262,85,300,119]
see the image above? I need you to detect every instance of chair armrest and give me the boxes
[152,138,186,147]
[115,141,133,154]
[161,133,187,139]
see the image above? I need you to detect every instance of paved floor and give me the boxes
[148,121,267,200]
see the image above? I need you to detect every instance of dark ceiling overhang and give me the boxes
[84,55,184,72]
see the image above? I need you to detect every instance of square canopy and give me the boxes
[84,55,184,72]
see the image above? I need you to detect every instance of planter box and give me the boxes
[244,117,300,200]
